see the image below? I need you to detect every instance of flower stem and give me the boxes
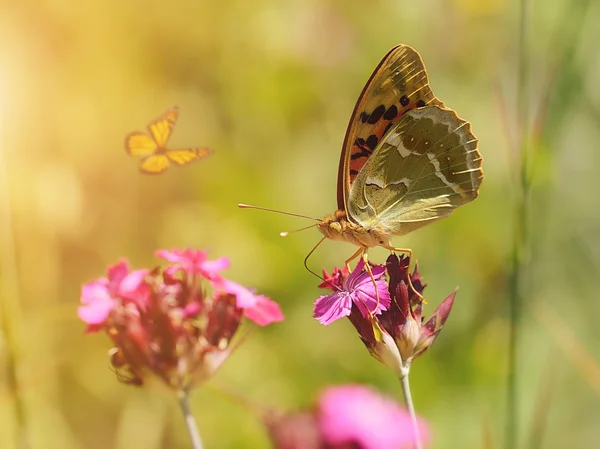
[399,367,423,449]
[178,390,204,449]
[507,0,530,448]
[0,105,30,449]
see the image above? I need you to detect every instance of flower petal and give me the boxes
[106,260,130,293]
[319,385,429,449]
[244,295,285,326]
[200,257,230,279]
[214,278,258,308]
[78,280,116,329]
[352,281,391,317]
[313,292,353,325]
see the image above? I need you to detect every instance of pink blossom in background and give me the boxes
[78,248,284,389]
[319,385,429,449]
[313,258,390,325]
[214,278,259,308]
[156,248,229,281]
[77,279,115,329]
[244,294,284,326]
[78,260,149,332]
[267,384,429,449]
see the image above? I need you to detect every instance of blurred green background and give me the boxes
[1,0,599,448]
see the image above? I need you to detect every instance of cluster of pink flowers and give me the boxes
[78,248,284,389]
[78,250,448,448]
[268,384,429,449]
[314,254,456,374]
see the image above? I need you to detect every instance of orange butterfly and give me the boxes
[125,106,212,174]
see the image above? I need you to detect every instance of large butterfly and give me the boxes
[317,45,484,264]
[125,106,212,174]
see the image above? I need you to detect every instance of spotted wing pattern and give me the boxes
[338,45,444,210]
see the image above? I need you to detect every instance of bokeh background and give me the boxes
[1,0,599,448]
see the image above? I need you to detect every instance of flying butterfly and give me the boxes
[241,45,483,286]
[125,106,212,174]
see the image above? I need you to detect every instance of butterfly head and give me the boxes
[318,210,391,249]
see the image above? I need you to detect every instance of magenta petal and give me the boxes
[155,248,187,263]
[119,269,150,307]
[319,385,429,449]
[200,257,230,277]
[106,260,130,287]
[244,295,284,326]
[353,280,391,316]
[78,281,116,327]
[119,269,148,294]
[313,292,353,325]
[216,279,258,308]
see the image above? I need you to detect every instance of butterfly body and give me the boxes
[318,210,391,248]
[318,45,483,254]
[125,106,212,174]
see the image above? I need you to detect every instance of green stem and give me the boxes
[399,365,423,449]
[507,0,530,448]
[0,106,30,449]
[178,390,204,449]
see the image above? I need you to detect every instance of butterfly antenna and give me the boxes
[238,204,320,221]
[280,223,318,237]
[303,236,328,281]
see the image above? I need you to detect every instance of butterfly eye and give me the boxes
[329,222,342,234]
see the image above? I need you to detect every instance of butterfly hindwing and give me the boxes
[140,154,171,175]
[338,45,445,210]
[347,106,483,236]
[166,148,212,166]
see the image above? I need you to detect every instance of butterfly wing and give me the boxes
[148,106,179,148]
[165,148,212,166]
[347,106,483,236]
[338,45,444,211]
[139,154,171,174]
[125,132,158,158]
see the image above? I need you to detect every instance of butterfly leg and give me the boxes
[344,248,381,315]
[360,250,383,312]
[383,246,425,302]
[344,247,364,272]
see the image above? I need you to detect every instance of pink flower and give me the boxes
[79,248,284,389]
[318,385,429,449]
[267,384,429,449]
[313,258,390,325]
[315,254,457,376]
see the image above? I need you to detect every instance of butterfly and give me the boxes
[315,45,484,268]
[241,45,483,288]
[125,106,212,174]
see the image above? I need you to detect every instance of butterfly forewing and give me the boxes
[347,106,483,236]
[125,133,158,156]
[339,45,445,210]
[148,107,179,148]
